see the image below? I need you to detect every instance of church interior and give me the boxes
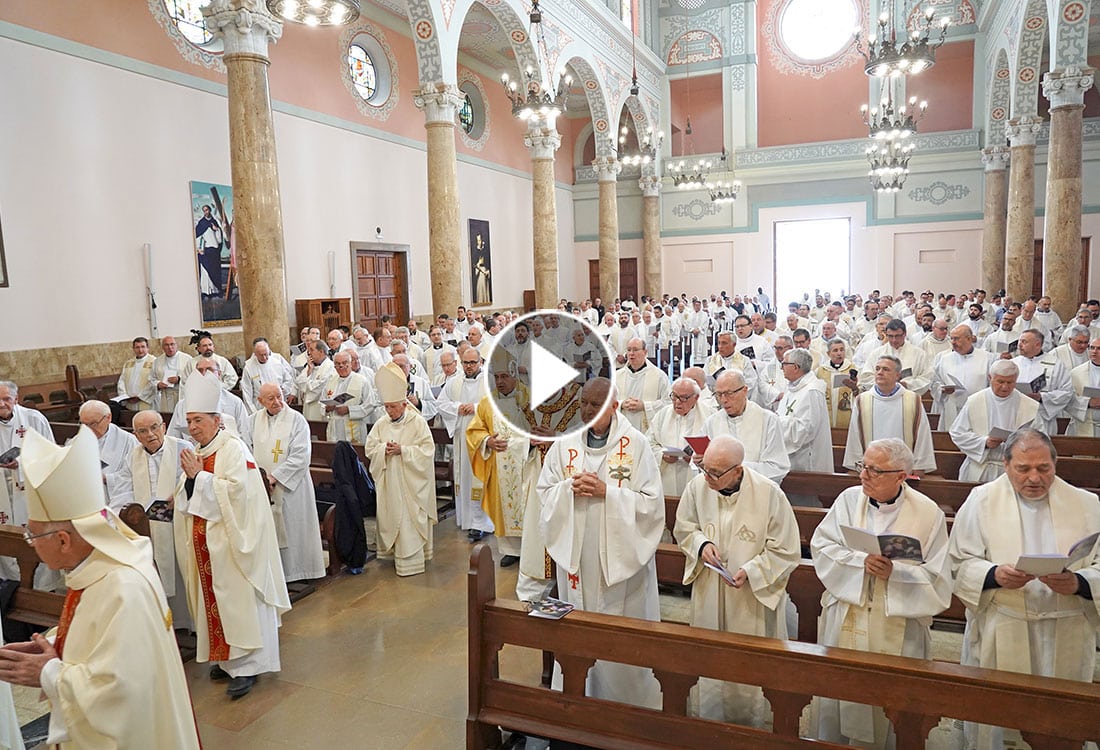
[2,0,1100,747]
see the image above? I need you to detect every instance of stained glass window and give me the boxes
[459,94,474,134]
[779,0,859,62]
[164,0,214,47]
[347,44,377,101]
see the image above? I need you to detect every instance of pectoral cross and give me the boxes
[271,440,284,464]
[15,427,25,438]
[567,573,579,590]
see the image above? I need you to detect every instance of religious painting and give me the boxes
[190,180,241,327]
[469,218,493,307]
[0,208,8,288]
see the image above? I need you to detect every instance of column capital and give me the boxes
[1042,66,1095,109]
[592,157,621,182]
[413,84,463,125]
[203,0,282,58]
[1005,116,1044,147]
[524,122,561,160]
[639,175,661,197]
[981,145,1010,172]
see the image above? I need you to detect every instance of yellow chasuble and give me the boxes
[467,383,536,536]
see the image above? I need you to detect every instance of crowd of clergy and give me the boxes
[0,284,1097,748]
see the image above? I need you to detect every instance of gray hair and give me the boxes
[785,348,813,374]
[989,359,1019,378]
[395,326,410,336]
[826,337,848,350]
[1067,325,1091,340]
[671,377,701,396]
[0,381,17,396]
[78,400,110,419]
[1004,428,1056,463]
[867,438,914,474]
[775,335,794,347]
[875,354,903,373]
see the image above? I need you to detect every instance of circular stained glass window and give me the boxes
[778,0,860,62]
[163,0,218,49]
[348,44,377,101]
[459,94,474,134]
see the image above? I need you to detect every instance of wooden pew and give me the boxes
[0,525,64,627]
[832,426,1100,458]
[467,545,1100,750]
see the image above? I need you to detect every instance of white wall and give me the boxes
[0,36,551,353]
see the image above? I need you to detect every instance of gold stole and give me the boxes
[252,411,292,548]
[858,389,918,452]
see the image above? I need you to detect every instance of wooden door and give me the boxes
[587,258,640,302]
[1032,238,1091,303]
[355,249,407,331]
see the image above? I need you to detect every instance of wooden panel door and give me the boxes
[587,258,640,303]
[1032,238,1091,303]
[356,249,407,331]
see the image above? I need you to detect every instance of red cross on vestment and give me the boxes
[567,573,579,590]
[15,427,26,438]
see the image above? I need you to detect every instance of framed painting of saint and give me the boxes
[468,218,493,307]
[190,180,241,327]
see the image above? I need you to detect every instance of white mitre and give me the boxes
[375,361,408,404]
[183,369,222,413]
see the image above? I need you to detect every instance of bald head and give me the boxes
[258,383,285,415]
[704,435,745,467]
[683,367,707,391]
[392,354,411,374]
[78,400,111,438]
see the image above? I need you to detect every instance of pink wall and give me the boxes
[669,73,723,155]
[910,40,974,133]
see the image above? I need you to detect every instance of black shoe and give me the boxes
[468,530,487,542]
[500,555,519,568]
[209,665,230,681]
[226,675,257,698]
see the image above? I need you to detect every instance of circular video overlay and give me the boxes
[483,310,616,443]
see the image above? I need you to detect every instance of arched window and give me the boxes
[347,44,377,101]
[163,0,218,50]
[459,94,474,134]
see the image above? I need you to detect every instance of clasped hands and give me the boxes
[864,553,893,581]
[486,434,509,452]
[994,564,1079,594]
[0,633,58,688]
[570,471,607,498]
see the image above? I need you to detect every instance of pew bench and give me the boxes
[468,545,1100,750]
[831,426,1100,458]
[0,525,64,627]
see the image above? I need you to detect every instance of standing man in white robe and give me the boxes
[115,337,157,411]
[0,427,200,748]
[931,324,994,432]
[704,332,759,403]
[1011,329,1074,434]
[363,363,437,577]
[151,336,192,413]
[240,338,296,414]
[1049,325,1090,373]
[437,348,494,539]
[250,384,325,583]
[811,438,952,747]
[949,361,1041,482]
[1066,337,1100,436]
[775,349,833,488]
[949,429,1100,750]
[77,400,138,511]
[732,314,775,365]
[699,370,790,484]
[685,299,712,365]
[175,371,290,699]
[179,335,239,392]
[322,351,372,443]
[674,435,799,724]
[816,338,857,429]
[857,319,933,395]
[295,342,336,423]
[645,378,708,498]
[615,337,671,433]
[538,378,664,709]
[844,355,936,476]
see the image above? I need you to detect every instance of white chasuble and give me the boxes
[702,401,790,484]
[948,389,1039,482]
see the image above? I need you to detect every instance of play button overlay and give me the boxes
[485,310,615,442]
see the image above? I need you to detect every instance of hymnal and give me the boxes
[987,426,1014,441]
[1016,373,1047,395]
[741,346,756,360]
[1083,386,1100,398]
[320,392,356,407]
[704,561,738,586]
[684,435,710,455]
[840,525,924,562]
[0,447,19,464]
[290,342,307,356]
[527,596,574,620]
[1015,531,1100,576]
[662,446,690,459]
[146,500,174,523]
[900,367,913,379]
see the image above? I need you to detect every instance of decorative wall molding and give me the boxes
[575,162,642,182]
[907,181,972,205]
[735,130,982,168]
[340,22,400,121]
[457,71,490,150]
[148,0,225,72]
[671,198,722,221]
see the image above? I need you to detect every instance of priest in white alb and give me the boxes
[322,351,373,443]
[674,435,799,725]
[115,337,157,411]
[250,384,325,583]
[437,348,494,538]
[294,342,336,422]
[1066,337,1100,436]
[704,332,759,400]
[930,324,993,432]
[165,358,251,445]
[1011,329,1074,434]
[538,378,664,709]
[810,438,952,748]
[775,350,833,505]
[174,370,290,699]
[699,370,790,484]
[363,363,437,577]
[615,337,671,433]
[240,338,296,414]
[843,355,936,476]
[77,400,138,511]
[645,378,709,498]
[150,336,192,413]
[948,360,1040,482]
[857,319,933,395]
[949,429,1100,750]
[816,338,857,429]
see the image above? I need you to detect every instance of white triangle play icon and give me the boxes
[529,341,580,410]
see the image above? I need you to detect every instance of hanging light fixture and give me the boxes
[500,0,570,122]
[620,126,664,166]
[866,140,915,192]
[707,179,742,203]
[854,2,949,78]
[861,92,927,141]
[266,0,360,26]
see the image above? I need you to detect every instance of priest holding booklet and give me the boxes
[949,428,1100,750]
[809,438,952,748]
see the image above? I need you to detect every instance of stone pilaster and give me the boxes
[980,146,1010,295]
[1041,66,1094,319]
[1003,116,1043,303]
[203,0,289,354]
[525,120,561,309]
[639,175,662,299]
[413,84,464,316]
[594,156,621,305]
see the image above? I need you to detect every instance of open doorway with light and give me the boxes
[774,217,851,309]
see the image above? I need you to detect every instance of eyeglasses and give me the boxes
[714,386,747,399]
[133,426,163,436]
[780,362,799,368]
[80,415,108,429]
[703,464,740,481]
[671,393,698,402]
[854,461,904,477]
[23,529,60,546]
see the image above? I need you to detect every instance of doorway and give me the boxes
[352,243,409,331]
[588,257,639,303]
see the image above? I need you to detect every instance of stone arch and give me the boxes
[1049,0,1092,70]
[1010,0,1048,117]
[446,0,540,85]
[987,47,1012,146]
[405,0,449,87]
[574,121,595,167]
[561,53,615,159]
[622,94,654,138]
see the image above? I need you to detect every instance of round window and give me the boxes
[163,0,223,53]
[778,0,859,62]
[347,44,377,100]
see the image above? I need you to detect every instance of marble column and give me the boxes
[1003,116,1044,303]
[204,0,290,355]
[594,156,622,304]
[980,146,1010,295]
[639,175,662,298]
[413,84,463,317]
[1041,66,1095,320]
[525,121,561,309]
